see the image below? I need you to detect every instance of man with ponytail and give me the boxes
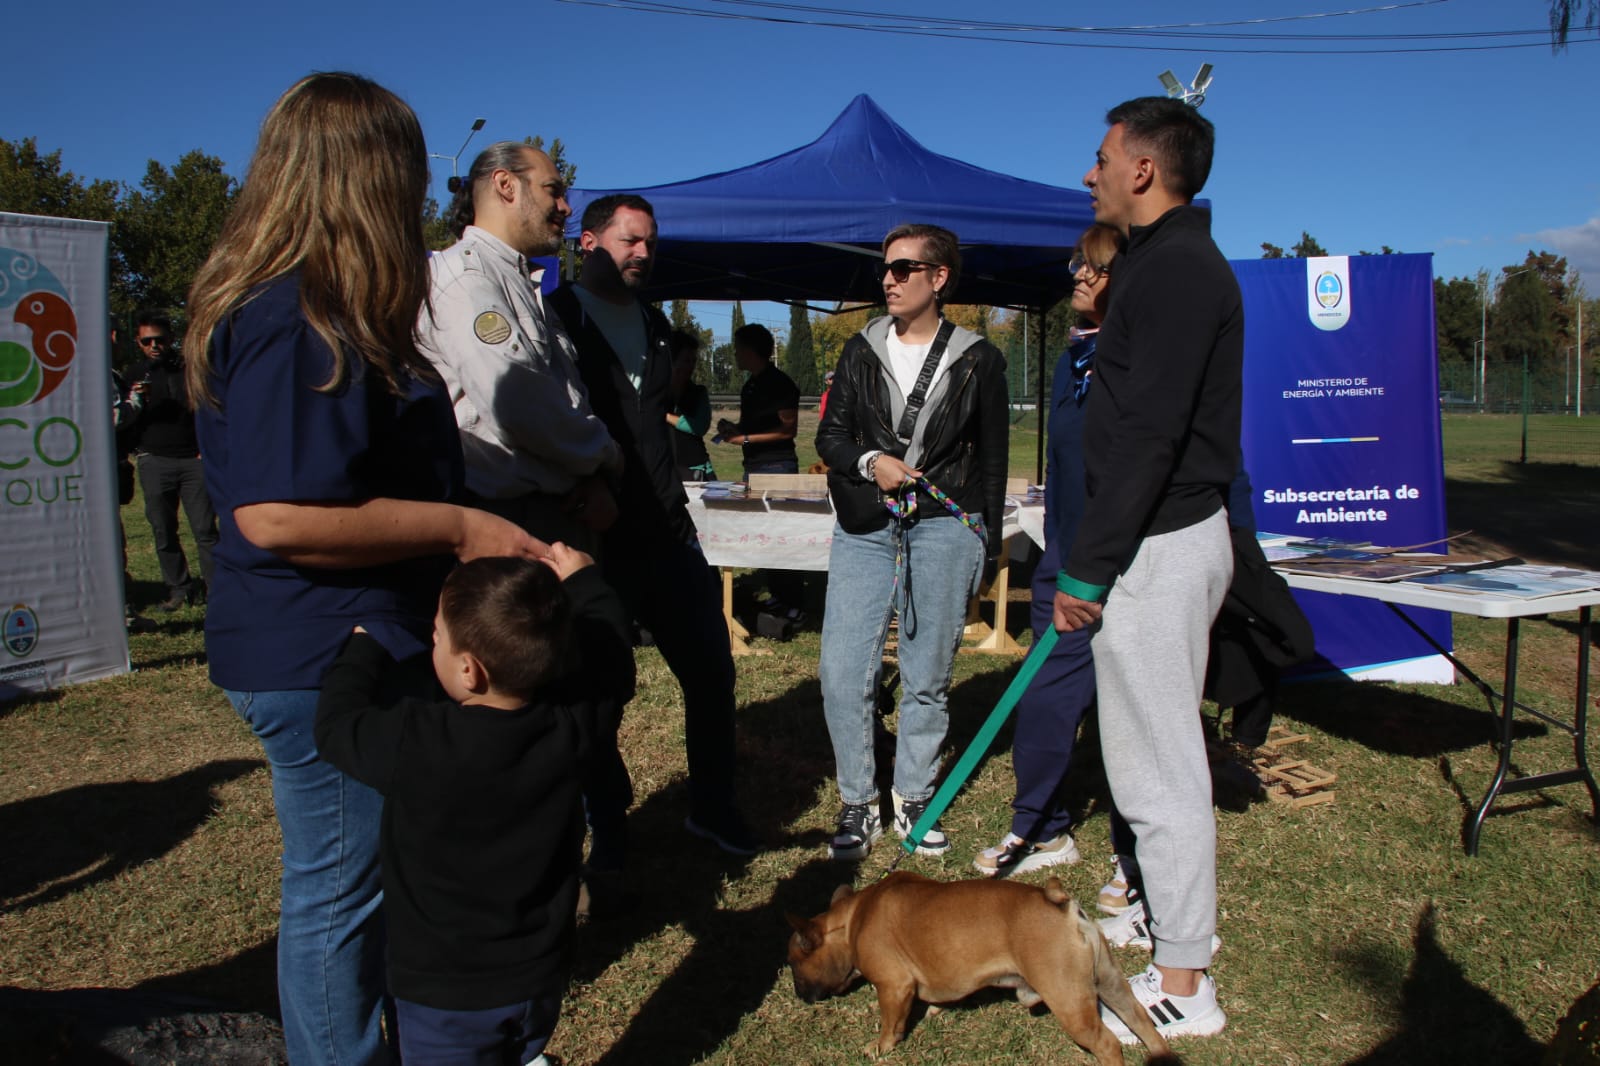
[418,143,623,550]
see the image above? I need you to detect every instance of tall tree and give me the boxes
[115,151,237,320]
[2,138,126,316]
[708,341,737,392]
[1550,0,1598,48]
[1434,276,1481,368]
[423,197,454,251]
[784,302,819,392]
[521,136,578,189]
[0,138,120,221]
[811,305,874,382]
[731,300,747,333]
[1489,255,1561,380]
[1290,232,1328,258]
[1259,233,1329,259]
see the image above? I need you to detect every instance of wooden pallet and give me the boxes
[1253,726,1337,807]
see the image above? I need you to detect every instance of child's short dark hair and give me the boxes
[439,558,570,698]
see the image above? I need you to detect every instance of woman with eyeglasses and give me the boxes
[973,221,1127,883]
[814,223,1008,860]
[184,72,543,1064]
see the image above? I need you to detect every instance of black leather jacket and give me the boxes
[816,317,1009,558]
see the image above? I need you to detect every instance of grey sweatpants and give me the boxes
[1093,507,1232,970]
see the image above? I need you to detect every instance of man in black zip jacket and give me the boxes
[548,194,756,881]
[1052,97,1242,1043]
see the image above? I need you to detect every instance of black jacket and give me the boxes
[313,568,634,1010]
[547,284,696,548]
[128,354,201,458]
[816,316,1009,559]
[1063,205,1243,595]
[1206,523,1317,707]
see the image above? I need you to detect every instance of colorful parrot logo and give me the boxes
[0,250,77,409]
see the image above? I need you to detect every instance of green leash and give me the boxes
[887,625,1061,869]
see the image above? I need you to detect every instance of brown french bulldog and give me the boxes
[786,872,1178,1064]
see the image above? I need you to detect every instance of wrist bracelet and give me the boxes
[866,453,879,481]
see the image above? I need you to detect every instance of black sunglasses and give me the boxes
[875,258,938,282]
[136,335,172,347]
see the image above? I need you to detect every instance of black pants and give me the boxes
[588,533,739,867]
[137,454,218,596]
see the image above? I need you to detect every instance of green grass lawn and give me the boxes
[2,417,1597,1064]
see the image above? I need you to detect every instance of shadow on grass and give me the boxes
[0,967,286,1065]
[133,939,281,1019]
[0,758,264,915]
[566,676,842,1064]
[0,687,65,721]
[1281,677,1546,758]
[1445,462,1600,571]
[1340,901,1544,1066]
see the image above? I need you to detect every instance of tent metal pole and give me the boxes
[1035,302,1048,484]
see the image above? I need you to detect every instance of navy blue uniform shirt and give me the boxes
[197,274,464,691]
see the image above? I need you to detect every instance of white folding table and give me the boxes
[1282,572,1599,855]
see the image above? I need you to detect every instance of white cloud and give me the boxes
[1534,218,1600,278]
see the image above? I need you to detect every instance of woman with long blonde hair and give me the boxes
[187,72,542,1065]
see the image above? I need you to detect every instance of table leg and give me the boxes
[720,568,764,657]
[1572,607,1599,819]
[1467,618,1521,855]
[963,540,1022,655]
[1465,606,1600,854]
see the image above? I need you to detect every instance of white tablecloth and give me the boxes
[683,485,1040,570]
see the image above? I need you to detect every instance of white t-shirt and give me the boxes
[861,323,954,477]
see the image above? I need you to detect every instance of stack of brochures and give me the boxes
[1261,532,1600,596]
[699,481,749,500]
[1405,564,1600,600]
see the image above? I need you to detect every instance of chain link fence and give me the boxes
[1437,363,1599,464]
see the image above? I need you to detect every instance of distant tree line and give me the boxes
[10,133,1589,403]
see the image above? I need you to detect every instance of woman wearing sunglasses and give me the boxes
[814,223,1008,860]
[974,221,1125,881]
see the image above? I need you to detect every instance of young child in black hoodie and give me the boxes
[316,545,634,1066]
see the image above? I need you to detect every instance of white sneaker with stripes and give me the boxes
[1099,963,1227,1043]
[1097,900,1221,957]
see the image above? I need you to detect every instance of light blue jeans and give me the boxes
[227,688,391,1065]
[819,516,985,805]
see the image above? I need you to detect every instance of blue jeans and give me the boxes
[820,516,985,805]
[227,688,390,1066]
[1008,537,1095,842]
[396,991,561,1066]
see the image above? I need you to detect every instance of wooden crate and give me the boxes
[1253,725,1337,807]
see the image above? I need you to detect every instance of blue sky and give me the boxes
[13,0,1599,339]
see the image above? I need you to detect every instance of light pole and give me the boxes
[1480,265,1535,414]
[429,117,486,188]
[1472,339,1484,406]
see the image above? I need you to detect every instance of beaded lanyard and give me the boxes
[881,476,988,542]
[879,475,987,636]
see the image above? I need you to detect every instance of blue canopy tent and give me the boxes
[564,94,1096,311]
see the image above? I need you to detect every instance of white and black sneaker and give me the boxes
[829,802,882,860]
[1100,963,1226,1043]
[1097,900,1222,956]
[972,832,1080,877]
[891,791,950,855]
[1097,854,1139,915]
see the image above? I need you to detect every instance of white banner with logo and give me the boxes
[0,213,128,698]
